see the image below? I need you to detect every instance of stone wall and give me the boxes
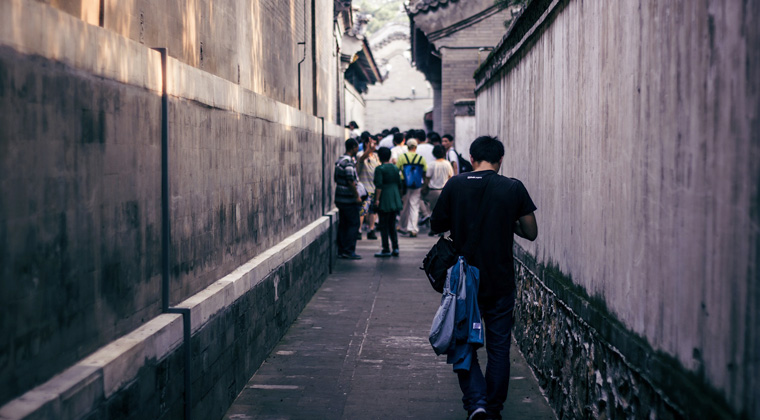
[0,0,344,413]
[475,0,759,418]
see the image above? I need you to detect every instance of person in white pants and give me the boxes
[396,139,428,237]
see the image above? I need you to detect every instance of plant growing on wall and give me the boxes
[495,0,530,28]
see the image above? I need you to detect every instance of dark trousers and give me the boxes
[456,292,516,419]
[377,210,399,252]
[336,202,361,255]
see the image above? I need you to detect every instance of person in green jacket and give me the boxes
[372,147,403,257]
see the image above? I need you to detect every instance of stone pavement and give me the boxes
[224,229,556,420]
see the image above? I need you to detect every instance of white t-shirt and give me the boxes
[416,143,435,168]
[378,135,395,149]
[426,159,454,190]
[446,149,459,174]
[390,145,408,163]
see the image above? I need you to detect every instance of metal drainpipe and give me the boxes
[297,0,307,109]
[298,42,306,109]
[152,47,193,420]
[318,116,332,273]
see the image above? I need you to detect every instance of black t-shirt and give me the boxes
[431,170,536,301]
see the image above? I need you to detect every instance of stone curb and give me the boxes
[0,212,336,420]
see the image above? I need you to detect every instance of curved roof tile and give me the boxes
[406,0,460,16]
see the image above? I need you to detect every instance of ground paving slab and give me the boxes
[224,230,556,420]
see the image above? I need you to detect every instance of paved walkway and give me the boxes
[224,229,556,420]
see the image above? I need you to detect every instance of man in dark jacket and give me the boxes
[431,135,538,420]
[335,138,363,259]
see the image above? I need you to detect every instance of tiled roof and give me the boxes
[406,0,460,16]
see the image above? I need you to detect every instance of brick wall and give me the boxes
[436,9,510,135]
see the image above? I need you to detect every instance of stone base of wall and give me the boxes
[512,245,739,420]
[0,214,337,420]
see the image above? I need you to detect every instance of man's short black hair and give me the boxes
[442,133,454,142]
[360,131,371,142]
[345,138,359,151]
[413,129,426,141]
[469,136,504,164]
[393,132,404,145]
[427,132,442,145]
[377,147,392,162]
[432,144,446,159]
[390,127,400,134]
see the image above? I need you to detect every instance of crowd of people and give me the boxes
[334,123,466,259]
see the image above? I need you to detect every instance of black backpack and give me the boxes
[455,151,473,173]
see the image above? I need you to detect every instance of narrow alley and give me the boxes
[223,233,555,420]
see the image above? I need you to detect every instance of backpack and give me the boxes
[455,151,473,173]
[402,154,424,189]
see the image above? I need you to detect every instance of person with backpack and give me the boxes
[442,133,473,174]
[430,136,537,420]
[396,139,427,237]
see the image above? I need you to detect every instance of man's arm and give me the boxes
[514,212,538,241]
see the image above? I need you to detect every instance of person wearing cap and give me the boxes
[396,139,428,237]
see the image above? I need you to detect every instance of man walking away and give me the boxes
[397,139,427,237]
[390,132,407,164]
[431,135,538,420]
[334,138,363,259]
[425,144,453,231]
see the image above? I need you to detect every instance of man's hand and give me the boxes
[514,212,538,241]
[349,180,362,203]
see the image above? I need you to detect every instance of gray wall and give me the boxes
[0,0,344,411]
[40,0,340,121]
[475,0,759,418]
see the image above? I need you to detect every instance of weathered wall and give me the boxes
[364,37,433,133]
[475,0,759,418]
[166,62,333,304]
[0,217,335,420]
[0,0,344,411]
[41,0,338,121]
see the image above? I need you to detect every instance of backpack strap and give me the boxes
[461,174,496,257]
